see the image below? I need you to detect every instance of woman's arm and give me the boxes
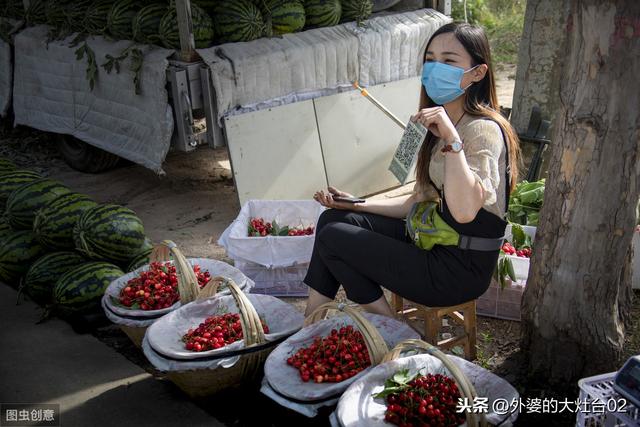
[442,151,484,223]
[353,192,417,219]
[314,187,417,219]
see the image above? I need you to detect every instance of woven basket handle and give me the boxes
[306,302,389,365]
[150,240,199,304]
[382,339,487,427]
[200,276,267,348]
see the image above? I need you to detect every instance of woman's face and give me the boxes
[424,32,486,90]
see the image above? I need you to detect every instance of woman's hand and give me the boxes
[313,186,357,210]
[411,106,459,143]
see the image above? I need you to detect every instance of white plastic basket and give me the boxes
[235,259,309,297]
[576,372,640,426]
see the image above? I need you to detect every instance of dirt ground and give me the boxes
[2,65,638,426]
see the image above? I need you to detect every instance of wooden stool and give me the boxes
[392,294,477,360]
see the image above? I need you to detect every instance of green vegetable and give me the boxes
[507,179,545,226]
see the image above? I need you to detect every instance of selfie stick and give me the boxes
[352,81,406,130]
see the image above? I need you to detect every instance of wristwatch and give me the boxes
[441,137,464,154]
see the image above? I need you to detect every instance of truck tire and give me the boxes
[57,135,121,173]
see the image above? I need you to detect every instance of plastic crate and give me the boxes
[476,277,525,321]
[234,259,309,297]
[576,372,640,426]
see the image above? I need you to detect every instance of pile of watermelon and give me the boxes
[7,0,373,46]
[0,156,153,319]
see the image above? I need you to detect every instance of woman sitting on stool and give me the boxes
[304,22,521,319]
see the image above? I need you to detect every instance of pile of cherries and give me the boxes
[117,262,211,310]
[182,312,270,352]
[382,373,465,427]
[287,325,371,383]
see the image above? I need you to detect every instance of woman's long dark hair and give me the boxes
[415,22,521,194]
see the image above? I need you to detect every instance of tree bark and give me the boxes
[520,0,640,383]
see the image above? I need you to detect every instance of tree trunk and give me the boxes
[520,0,640,383]
[511,0,570,134]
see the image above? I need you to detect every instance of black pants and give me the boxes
[304,209,494,307]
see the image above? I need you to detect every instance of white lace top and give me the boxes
[414,114,508,219]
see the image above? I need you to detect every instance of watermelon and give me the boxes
[33,193,97,251]
[304,0,341,28]
[3,0,25,20]
[159,3,215,49]
[82,0,113,34]
[74,204,147,263]
[0,216,12,241]
[5,178,72,230]
[340,0,372,25]
[261,0,305,36]
[212,0,265,43]
[107,0,145,40]
[25,251,87,304]
[124,236,153,271]
[0,157,16,174]
[26,0,48,25]
[133,3,168,44]
[126,247,153,272]
[53,262,124,316]
[0,231,45,285]
[0,170,42,211]
[67,0,94,33]
[45,0,70,29]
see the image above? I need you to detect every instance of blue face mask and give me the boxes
[421,61,478,105]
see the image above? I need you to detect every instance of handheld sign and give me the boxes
[388,120,428,185]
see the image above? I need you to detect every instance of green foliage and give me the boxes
[451,0,526,64]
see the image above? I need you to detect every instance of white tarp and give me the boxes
[12,26,174,173]
[0,38,11,117]
[199,9,450,123]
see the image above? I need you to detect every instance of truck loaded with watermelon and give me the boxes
[0,0,378,172]
[0,157,155,319]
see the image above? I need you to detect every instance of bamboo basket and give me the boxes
[114,240,205,348]
[165,276,275,398]
[383,339,488,427]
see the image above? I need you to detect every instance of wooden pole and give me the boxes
[174,0,196,62]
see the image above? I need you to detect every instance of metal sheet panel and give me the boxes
[224,101,328,205]
[314,77,422,197]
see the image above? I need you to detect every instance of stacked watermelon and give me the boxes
[25,0,48,26]
[212,0,265,43]
[107,0,146,40]
[82,0,114,35]
[54,262,125,317]
[133,3,169,44]
[33,193,97,251]
[304,0,342,29]
[0,157,160,319]
[73,204,147,263]
[340,0,373,25]
[0,231,45,285]
[159,2,215,49]
[24,251,87,304]
[5,178,72,230]
[0,170,41,210]
[260,0,306,36]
